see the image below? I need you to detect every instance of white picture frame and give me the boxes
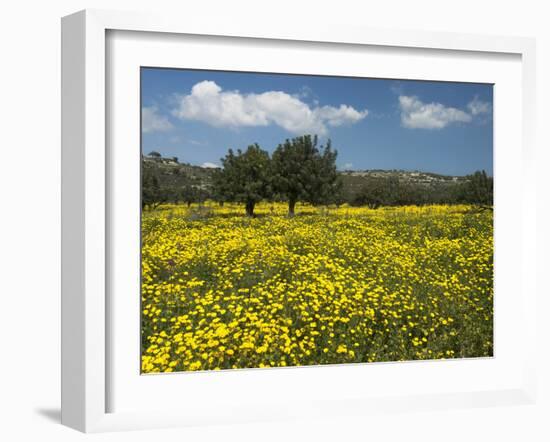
[61,9,537,433]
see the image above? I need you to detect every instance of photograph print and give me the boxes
[140,68,493,373]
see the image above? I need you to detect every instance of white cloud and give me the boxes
[314,105,367,127]
[343,162,353,169]
[201,162,221,169]
[172,80,368,135]
[142,106,173,133]
[398,95,472,129]
[467,96,491,116]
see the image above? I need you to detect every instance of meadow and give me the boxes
[141,202,493,373]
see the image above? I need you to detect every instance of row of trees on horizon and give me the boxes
[142,134,494,216]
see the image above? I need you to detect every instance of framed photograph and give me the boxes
[61,9,537,432]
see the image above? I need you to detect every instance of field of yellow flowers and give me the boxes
[141,202,493,373]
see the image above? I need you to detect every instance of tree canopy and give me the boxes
[213,144,271,216]
[271,135,341,215]
[142,163,166,209]
[457,170,493,208]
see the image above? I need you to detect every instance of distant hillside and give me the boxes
[143,155,216,191]
[145,154,467,185]
[339,169,467,201]
[341,169,466,184]
[142,153,479,206]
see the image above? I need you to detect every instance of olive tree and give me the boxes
[271,135,340,215]
[213,144,271,216]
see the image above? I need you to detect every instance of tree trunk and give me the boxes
[245,200,255,217]
[288,199,296,216]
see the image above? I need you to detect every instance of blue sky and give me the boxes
[141,68,493,176]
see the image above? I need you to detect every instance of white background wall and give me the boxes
[0,1,548,440]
